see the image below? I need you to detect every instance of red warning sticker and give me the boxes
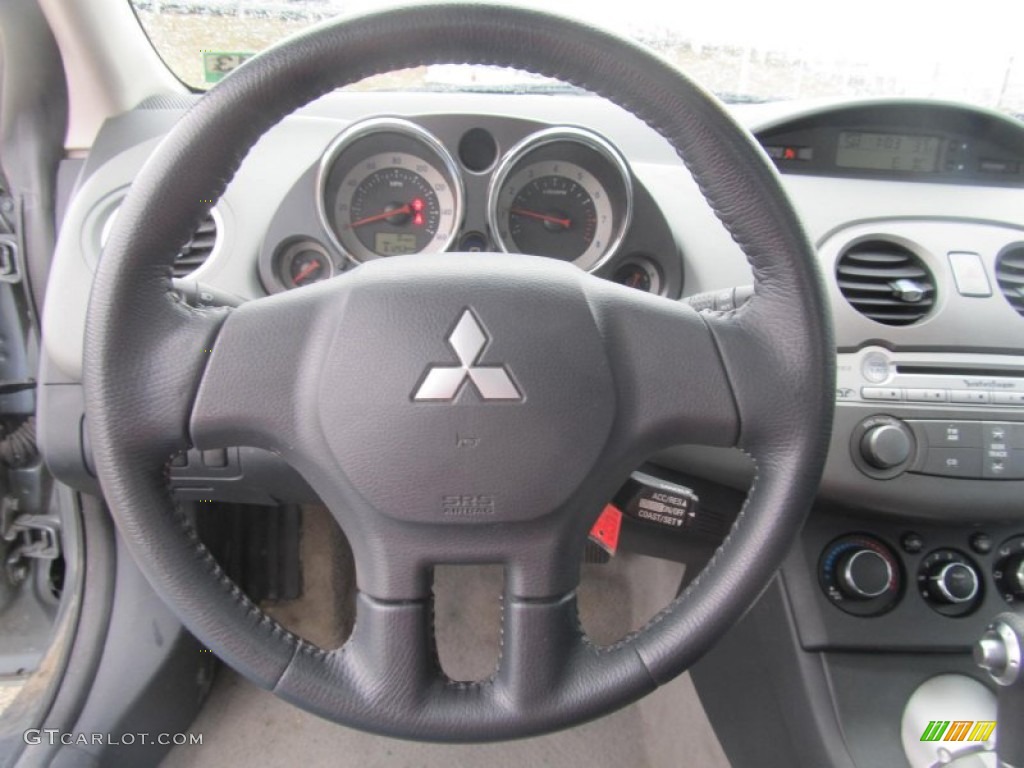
[589,504,623,556]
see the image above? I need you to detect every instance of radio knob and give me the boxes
[929,562,980,604]
[860,423,912,469]
[838,548,893,599]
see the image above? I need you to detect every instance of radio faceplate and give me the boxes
[837,348,1024,408]
[838,348,1024,482]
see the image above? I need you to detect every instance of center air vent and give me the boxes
[100,207,219,278]
[836,241,935,326]
[996,246,1024,318]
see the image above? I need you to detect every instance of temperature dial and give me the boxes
[612,258,662,295]
[918,549,983,617]
[819,534,902,616]
[994,536,1024,604]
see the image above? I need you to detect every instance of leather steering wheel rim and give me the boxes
[84,3,834,741]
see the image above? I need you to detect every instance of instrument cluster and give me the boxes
[260,117,671,294]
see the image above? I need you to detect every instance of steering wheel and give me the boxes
[83,3,833,741]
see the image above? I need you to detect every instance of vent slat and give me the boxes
[837,265,928,280]
[835,241,935,325]
[836,281,900,294]
[997,247,1024,318]
[837,282,935,297]
[839,295,932,308]
[842,251,912,264]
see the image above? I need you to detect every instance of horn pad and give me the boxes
[318,254,616,524]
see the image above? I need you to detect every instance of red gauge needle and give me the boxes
[292,261,321,285]
[510,207,571,229]
[349,204,411,229]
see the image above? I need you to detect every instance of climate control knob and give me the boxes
[994,536,1024,604]
[838,548,893,599]
[929,562,980,604]
[918,549,983,616]
[860,424,913,469]
[819,535,902,616]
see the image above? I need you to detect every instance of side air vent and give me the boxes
[996,246,1024,318]
[835,241,935,326]
[172,213,218,277]
[100,207,219,278]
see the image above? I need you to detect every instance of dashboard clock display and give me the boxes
[488,127,632,271]
[836,131,942,172]
[319,119,463,263]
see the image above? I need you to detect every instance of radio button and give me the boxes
[983,450,1024,479]
[984,422,1024,450]
[862,387,902,401]
[914,420,983,448]
[906,388,948,403]
[921,447,983,478]
[950,390,991,404]
[992,392,1024,406]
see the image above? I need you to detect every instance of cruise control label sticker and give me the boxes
[634,491,693,528]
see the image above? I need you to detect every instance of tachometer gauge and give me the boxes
[488,127,632,271]
[318,119,463,263]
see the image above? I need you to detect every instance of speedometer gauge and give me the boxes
[488,127,632,271]
[318,119,463,263]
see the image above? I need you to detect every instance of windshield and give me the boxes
[132,0,1024,114]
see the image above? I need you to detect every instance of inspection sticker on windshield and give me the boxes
[202,51,255,83]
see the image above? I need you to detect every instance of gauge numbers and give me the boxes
[495,161,613,266]
[318,118,464,263]
[333,152,457,262]
[488,127,633,272]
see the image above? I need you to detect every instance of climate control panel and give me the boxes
[802,517,1024,651]
[817,530,1024,624]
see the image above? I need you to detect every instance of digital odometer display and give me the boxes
[374,232,418,256]
[836,131,942,172]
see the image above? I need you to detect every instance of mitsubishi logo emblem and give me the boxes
[413,309,522,402]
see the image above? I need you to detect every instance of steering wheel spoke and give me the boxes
[496,589,584,702]
[700,297,832,458]
[588,279,741,453]
[189,286,335,455]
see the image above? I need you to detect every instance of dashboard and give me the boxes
[36,89,1024,766]
[28,84,1024,768]
[41,93,1024,516]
